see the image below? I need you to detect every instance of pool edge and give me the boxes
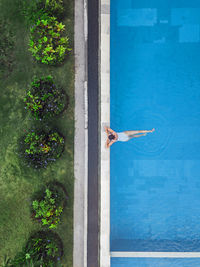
[100,0,111,266]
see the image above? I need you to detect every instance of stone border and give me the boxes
[111,252,200,258]
[73,0,88,266]
[100,0,111,267]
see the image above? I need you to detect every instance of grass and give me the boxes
[0,0,74,266]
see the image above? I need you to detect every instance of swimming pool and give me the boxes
[110,0,200,259]
[111,258,200,267]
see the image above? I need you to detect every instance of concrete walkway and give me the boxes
[74,0,100,265]
[73,0,88,266]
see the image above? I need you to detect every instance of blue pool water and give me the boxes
[110,0,200,255]
[111,258,200,267]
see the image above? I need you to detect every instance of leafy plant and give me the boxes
[32,185,66,229]
[3,231,63,267]
[20,0,64,23]
[0,255,12,267]
[20,0,45,24]
[22,130,65,168]
[0,18,14,77]
[29,16,71,65]
[8,251,38,267]
[42,0,64,19]
[25,231,63,266]
[24,76,68,120]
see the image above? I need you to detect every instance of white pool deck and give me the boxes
[110,252,200,258]
[100,1,200,267]
[100,0,111,266]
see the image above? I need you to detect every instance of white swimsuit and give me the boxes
[116,132,130,142]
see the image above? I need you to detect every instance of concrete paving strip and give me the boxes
[111,252,200,258]
[74,0,88,266]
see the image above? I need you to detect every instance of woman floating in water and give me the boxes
[105,126,155,148]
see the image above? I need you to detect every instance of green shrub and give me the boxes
[7,231,63,267]
[7,252,40,267]
[0,19,14,77]
[0,256,12,267]
[32,185,67,229]
[21,0,64,23]
[24,76,68,120]
[22,130,65,168]
[43,0,64,19]
[25,231,63,266]
[29,16,70,65]
[20,0,45,24]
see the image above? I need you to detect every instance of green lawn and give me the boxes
[0,0,74,266]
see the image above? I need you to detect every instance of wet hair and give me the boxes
[109,134,115,141]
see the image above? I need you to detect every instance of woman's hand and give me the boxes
[104,126,110,136]
[106,138,116,148]
[106,138,110,148]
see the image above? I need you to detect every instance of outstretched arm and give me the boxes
[107,127,115,134]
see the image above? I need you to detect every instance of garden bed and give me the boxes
[0,0,74,266]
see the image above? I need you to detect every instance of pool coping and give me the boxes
[111,252,200,258]
[100,0,111,266]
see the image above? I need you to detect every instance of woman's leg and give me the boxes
[129,133,147,138]
[124,129,154,136]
